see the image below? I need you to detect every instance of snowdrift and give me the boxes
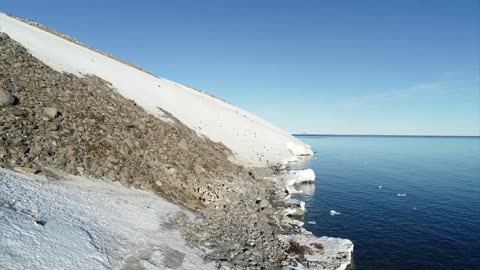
[0,168,214,270]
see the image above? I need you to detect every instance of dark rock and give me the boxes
[0,32,9,41]
[10,108,26,117]
[35,219,47,226]
[19,144,30,155]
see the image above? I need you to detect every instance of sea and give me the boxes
[292,135,480,270]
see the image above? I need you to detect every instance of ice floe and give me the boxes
[330,210,342,216]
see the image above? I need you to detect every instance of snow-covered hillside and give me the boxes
[0,13,312,167]
[0,168,214,270]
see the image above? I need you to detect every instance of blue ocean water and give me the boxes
[292,136,480,270]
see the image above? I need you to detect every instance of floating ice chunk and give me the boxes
[378,185,383,189]
[330,210,341,216]
[307,220,316,225]
[397,193,407,197]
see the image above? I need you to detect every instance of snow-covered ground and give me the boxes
[0,13,312,167]
[0,168,214,270]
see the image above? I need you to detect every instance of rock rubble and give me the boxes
[0,33,243,210]
[0,26,351,269]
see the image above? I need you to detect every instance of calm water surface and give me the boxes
[292,136,480,270]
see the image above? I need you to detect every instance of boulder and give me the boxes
[43,107,59,119]
[0,89,16,107]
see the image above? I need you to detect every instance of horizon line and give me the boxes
[293,133,480,138]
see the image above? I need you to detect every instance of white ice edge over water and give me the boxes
[275,169,316,187]
[270,169,316,218]
[273,168,354,269]
[0,13,312,167]
[0,168,213,270]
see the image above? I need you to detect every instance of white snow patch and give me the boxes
[282,200,306,217]
[0,13,313,167]
[0,168,213,270]
[274,169,316,188]
[273,169,315,221]
[285,185,304,195]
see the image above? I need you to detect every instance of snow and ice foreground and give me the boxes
[274,169,353,270]
[0,13,312,167]
[0,168,213,270]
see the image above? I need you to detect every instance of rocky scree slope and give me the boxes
[0,32,247,210]
[0,32,301,269]
[0,13,312,167]
[0,17,343,269]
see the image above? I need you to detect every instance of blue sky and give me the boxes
[2,0,479,135]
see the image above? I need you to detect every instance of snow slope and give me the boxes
[0,13,312,167]
[0,168,214,270]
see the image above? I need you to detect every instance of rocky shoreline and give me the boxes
[0,21,352,269]
[173,166,354,269]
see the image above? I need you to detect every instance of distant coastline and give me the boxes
[293,134,480,138]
